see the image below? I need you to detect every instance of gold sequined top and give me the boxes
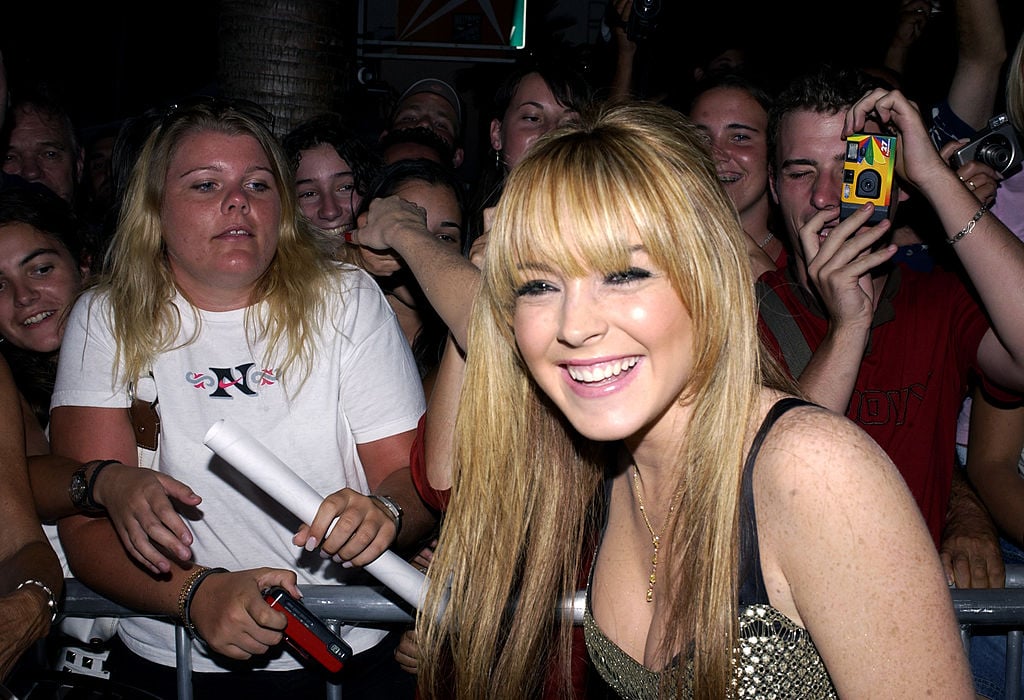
[583,398,839,699]
[584,599,838,699]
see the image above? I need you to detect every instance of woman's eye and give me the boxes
[606,267,651,285]
[515,279,557,297]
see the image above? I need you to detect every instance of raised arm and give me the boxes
[945,0,1007,131]
[882,0,933,78]
[848,88,1024,391]
[351,195,481,349]
[786,204,897,412]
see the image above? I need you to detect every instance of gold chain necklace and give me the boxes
[630,465,679,603]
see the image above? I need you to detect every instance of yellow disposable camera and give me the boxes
[840,133,898,225]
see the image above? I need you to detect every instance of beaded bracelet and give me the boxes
[178,566,228,641]
[176,566,210,626]
[18,579,58,624]
[948,204,988,246]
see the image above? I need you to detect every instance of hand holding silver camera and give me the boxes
[950,114,1023,177]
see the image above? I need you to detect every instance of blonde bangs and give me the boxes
[486,104,757,400]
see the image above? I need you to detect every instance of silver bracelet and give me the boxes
[18,579,58,624]
[369,494,403,536]
[948,204,988,245]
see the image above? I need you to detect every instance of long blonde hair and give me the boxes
[1008,29,1024,134]
[419,101,793,699]
[96,99,336,391]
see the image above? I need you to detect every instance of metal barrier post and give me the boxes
[1008,630,1022,700]
[325,620,343,700]
[174,624,193,700]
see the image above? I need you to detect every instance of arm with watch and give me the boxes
[292,431,437,566]
[26,454,203,576]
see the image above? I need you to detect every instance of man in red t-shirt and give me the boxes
[759,63,1024,589]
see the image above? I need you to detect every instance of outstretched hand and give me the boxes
[91,463,202,575]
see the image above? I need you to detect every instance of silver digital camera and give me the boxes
[950,113,1023,177]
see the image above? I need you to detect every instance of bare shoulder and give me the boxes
[753,395,904,495]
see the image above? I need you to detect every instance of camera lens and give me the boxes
[977,135,1014,173]
[855,169,881,198]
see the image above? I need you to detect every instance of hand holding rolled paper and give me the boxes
[203,419,428,609]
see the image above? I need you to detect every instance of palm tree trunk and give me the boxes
[218,0,352,136]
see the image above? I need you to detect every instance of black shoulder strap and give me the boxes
[738,397,815,605]
[756,279,812,379]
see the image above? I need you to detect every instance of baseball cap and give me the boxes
[395,78,463,131]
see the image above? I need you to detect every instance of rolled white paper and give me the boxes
[203,418,427,609]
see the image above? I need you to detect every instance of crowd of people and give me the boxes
[2,0,1024,698]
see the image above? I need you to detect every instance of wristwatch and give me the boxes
[369,494,403,535]
[69,465,92,511]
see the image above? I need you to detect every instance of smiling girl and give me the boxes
[416,101,972,699]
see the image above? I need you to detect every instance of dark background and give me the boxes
[2,1,1023,139]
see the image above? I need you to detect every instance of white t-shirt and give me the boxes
[52,263,426,672]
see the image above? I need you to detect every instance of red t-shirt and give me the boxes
[410,414,450,512]
[758,264,998,545]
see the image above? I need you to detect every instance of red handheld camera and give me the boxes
[263,586,352,673]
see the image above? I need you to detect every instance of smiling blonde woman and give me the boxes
[416,100,973,700]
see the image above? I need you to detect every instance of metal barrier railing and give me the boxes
[43,568,1024,700]
[957,564,1024,700]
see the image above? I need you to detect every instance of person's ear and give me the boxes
[489,118,503,152]
[768,166,780,205]
[452,146,464,169]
